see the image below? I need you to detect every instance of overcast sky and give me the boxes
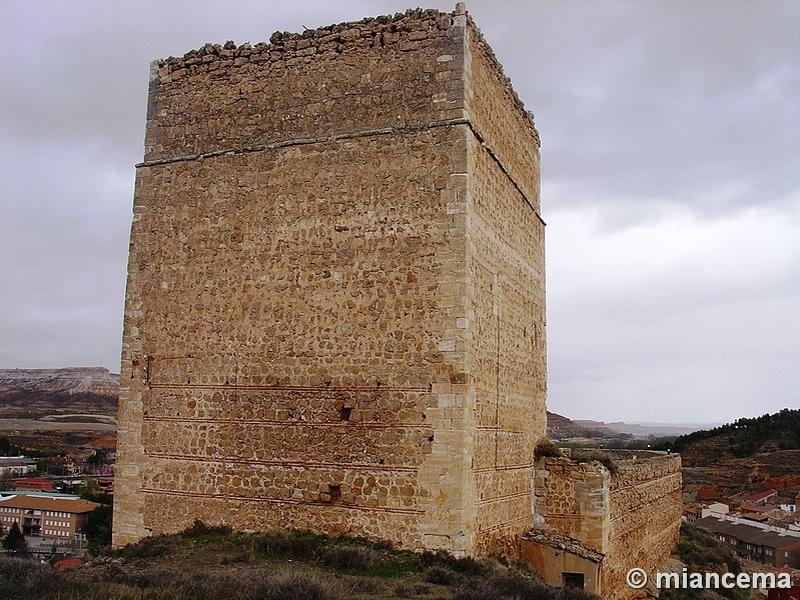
[1,1,797,424]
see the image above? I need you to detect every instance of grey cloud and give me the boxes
[469,0,800,213]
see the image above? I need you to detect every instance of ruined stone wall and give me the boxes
[533,452,682,599]
[533,456,610,553]
[463,16,546,556]
[142,11,463,163]
[114,6,546,557]
[603,453,682,600]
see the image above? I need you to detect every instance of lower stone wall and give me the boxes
[603,453,682,600]
[533,450,682,600]
[520,534,602,594]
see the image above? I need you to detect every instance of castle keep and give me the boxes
[114,5,546,556]
[114,5,682,594]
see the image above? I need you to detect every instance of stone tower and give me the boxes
[113,5,546,556]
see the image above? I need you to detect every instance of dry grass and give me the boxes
[0,521,601,600]
[569,449,619,474]
[534,439,563,458]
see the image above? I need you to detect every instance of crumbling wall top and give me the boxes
[154,8,455,79]
[147,5,539,152]
[464,14,539,146]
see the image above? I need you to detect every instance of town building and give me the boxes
[39,455,79,477]
[697,484,721,503]
[682,503,702,522]
[0,493,98,540]
[14,477,56,493]
[0,456,36,477]
[697,516,800,568]
[778,497,797,514]
[701,502,730,518]
[743,489,778,505]
[82,437,117,462]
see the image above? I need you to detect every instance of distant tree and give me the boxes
[86,450,107,466]
[78,478,102,502]
[668,408,800,457]
[0,437,21,457]
[2,522,29,554]
[84,505,113,555]
[78,478,112,505]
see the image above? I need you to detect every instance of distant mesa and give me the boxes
[0,367,118,419]
[0,367,119,395]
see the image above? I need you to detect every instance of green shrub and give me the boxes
[676,523,741,574]
[453,571,597,600]
[343,577,381,595]
[2,522,29,554]
[394,582,414,597]
[118,533,175,559]
[660,524,750,600]
[252,530,326,561]
[85,504,113,556]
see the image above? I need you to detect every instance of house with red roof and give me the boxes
[14,477,56,493]
[0,493,98,539]
[743,489,778,504]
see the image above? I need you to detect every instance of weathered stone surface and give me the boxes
[534,451,682,599]
[113,6,544,558]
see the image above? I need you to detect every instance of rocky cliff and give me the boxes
[546,411,592,440]
[0,367,119,418]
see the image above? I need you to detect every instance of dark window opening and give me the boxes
[339,406,353,422]
[329,485,341,502]
[562,573,585,590]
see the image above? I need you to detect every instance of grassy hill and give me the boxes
[665,408,800,458]
[0,523,597,600]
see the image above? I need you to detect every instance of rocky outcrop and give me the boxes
[546,411,592,440]
[0,368,118,418]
